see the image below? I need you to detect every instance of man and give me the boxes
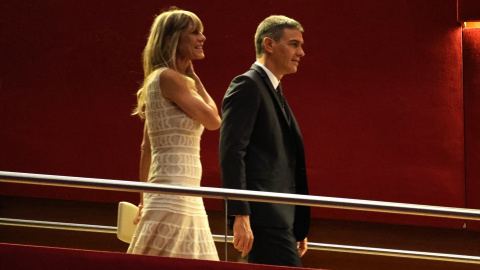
[219,15,310,267]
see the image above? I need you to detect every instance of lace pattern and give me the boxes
[127,68,218,261]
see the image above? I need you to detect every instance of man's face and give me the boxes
[271,28,305,77]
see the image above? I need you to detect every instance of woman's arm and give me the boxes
[134,122,151,224]
[160,65,221,130]
[186,62,219,116]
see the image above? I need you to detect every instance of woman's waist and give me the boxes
[148,175,201,187]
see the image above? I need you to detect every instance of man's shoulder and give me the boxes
[229,68,266,88]
[232,68,260,80]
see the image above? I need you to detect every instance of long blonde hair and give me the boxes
[133,8,204,119]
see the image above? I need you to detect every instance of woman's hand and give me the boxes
[133,203,143,225]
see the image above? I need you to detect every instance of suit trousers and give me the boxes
[248,226,302,267]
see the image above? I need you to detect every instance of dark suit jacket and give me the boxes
[219,64,310,241]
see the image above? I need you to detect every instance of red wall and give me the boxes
[458,0,480,22]
[0,0,475,229]
[464,28,480,231]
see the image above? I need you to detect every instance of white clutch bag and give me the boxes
[117,201,139,243]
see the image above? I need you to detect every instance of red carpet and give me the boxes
[0,243,320,270]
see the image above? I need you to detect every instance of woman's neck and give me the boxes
[175,57,190,74]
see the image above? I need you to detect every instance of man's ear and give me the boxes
[263,37,274,54]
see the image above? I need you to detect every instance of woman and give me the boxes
[128,8,221,261]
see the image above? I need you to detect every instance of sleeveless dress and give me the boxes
[127,68,219,261]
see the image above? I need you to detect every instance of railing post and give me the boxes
[224,198,228,261]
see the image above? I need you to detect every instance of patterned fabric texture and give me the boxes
[127,68,219,261]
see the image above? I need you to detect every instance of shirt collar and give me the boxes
[254,61,280,89]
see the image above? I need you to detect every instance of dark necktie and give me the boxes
[276,82,286,111]
[276,83,290,122]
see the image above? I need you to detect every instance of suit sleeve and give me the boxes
[219,75,261,216]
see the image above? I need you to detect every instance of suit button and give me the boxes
[289,185,296,190]
[289,161,296,167]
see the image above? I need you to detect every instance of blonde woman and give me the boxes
[128,7,220,260]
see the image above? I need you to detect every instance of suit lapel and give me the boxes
[250,65,290,124]
[250,64,305,168]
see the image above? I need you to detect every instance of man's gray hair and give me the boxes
[254,15,304,58]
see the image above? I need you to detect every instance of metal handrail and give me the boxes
[0,217,117,234]
[2,217,480,264]
[1,171,480,220]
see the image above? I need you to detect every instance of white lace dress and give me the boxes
[127,68,219,261]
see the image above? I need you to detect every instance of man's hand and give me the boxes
[233,215,254,257]
[297,237,308,257]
